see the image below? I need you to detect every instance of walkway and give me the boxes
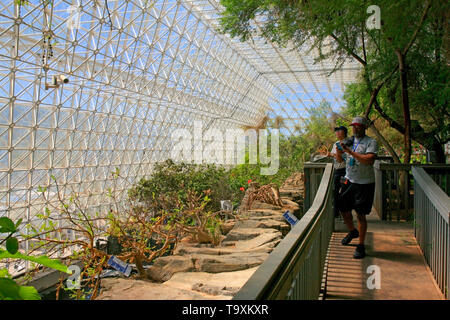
[324,210,444,300]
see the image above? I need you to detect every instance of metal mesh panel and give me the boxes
[0,0,358,274]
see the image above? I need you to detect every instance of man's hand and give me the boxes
[341,144,352,154]
[345,146,376,165]
[335,147,344,163]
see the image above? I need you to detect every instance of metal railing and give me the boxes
[233,163,334,300]
[303,162,330,214]
[412,166,450,299]
[374,162,450,221]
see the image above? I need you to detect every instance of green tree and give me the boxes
[219,0,449,163]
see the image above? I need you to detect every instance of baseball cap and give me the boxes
[334,126,348,135]
[350,116,367,127]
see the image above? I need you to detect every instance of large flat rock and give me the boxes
[223,228,264,241]
[164,267,260,300]
[192,251,269,273]
[146,255,195,282]
[98,278,212,300]
[227,229,283,251]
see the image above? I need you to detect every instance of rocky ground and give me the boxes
[97,173,304,300]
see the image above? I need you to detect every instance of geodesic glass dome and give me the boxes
[0,0,359,270]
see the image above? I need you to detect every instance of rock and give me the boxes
[281,172,304,189]
[256,220,290,236]
[249,200,282,210]
[173,238,278,256]
[192,252,269,273]
[180,235,194,243]
[191,283,239,296]
[231,229,283,251]
[242,215,286,224]
[223,228,264,241]
[163,267,259,300]
[220,220,235,235]
[146,255,195,282]
[173,243,234,256]
[234,219,290,235]
[281,198,300,210]
[243,208,283,217]
[97,278,211,300]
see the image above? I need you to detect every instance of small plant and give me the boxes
[175,190,228,246]
[108,202,180,277]
[26,176,113,300]
[245,182,283,210]
[26,172,182,298]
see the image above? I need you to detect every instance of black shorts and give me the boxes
[337,181,375,215]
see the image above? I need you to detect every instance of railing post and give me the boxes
[304,166,311,214]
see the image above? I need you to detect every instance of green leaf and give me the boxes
[0,278,41,300]
[6,237,19,254]
[17,285,41,300]
[0,278,21,299]
[0,268,10,278]
[0,249,70,274]
[0,217,16,233]
[15,218,23,229]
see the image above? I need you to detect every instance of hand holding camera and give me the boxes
[336,136,354,154]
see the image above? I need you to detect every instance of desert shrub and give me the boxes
[128,159,242,212]
[26,174,181,299]
[107,202,180,277]
[175,190,228,246]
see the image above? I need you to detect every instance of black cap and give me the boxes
[334,126,348,135]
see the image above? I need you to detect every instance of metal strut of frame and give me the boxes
[0,0,358,275]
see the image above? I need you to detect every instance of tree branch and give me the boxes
[330,33,366,65]
[403,0,432,56]
[363,65,399,118]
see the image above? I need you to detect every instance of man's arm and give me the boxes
[335,149,345,163]
[342,139,377,165]
[330,143,345,162]
[345,149,376,165]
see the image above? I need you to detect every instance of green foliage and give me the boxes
[0,217,69,300]
[219,0,449,162]
[175,190,225,245]
[128,159,242,211]
[0,250,69,274]
[0,278,41,300]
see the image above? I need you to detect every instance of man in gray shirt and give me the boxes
[335,116,378,259]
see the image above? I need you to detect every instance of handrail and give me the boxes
[233,163,334,300]
[412,166,449,299]
[412,167,450,223]
[373,162,449,221]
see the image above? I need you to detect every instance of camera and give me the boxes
[52,74,69,85]
[341,136,355,147]
[336,136,355,151]
[57,74,69,84]
[45,74,69,90]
